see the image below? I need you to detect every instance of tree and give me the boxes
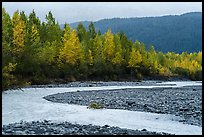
[12,11,26,56]
[2,63,17,90]
[93,34,104,64]
[20,11,28,23]
[44,11,62,43]
[148,44,159,75]
[112,34,123,65]
[88,22,96,39]
[59,29,82,65]
[2,7,13,66]
[196,51,202,65]
[128,48,142,68]
[31,24,40,46]
[118,32,131,64]
[28,9,41,27]
[2,8,202,90]
[103,29,114,62]
[76,22,87,42]
[26,10,41,45]
[88,49,93,66]
[12,10,20,25]
[62,23,71,43]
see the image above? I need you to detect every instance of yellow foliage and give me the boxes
[31,25,40,44]
[12,10,20,25]
[3,63,17,73]
[159,67,171,77]
[112,43,123,65]
[104,29,114,61]
[88,49,93,65]
[59,29,82,65]
[196,51,202,64]
[128,48,142,68]
[93,34,105,63]
[2,63,17,88]
[62,24,71,43]
[13,19,26,55]
[112,52,123,65]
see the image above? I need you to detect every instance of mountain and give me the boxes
[61,12,202,53]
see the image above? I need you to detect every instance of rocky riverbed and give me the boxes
[2,120,172,135]
[44,86,202,127]
[23,81,171,88]
[2,81,202,135]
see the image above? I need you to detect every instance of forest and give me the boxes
[2,8,202,90]
[69,12,202,54]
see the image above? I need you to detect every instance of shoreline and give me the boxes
[3,74,193,91]
[2,81,202,135]
[5,79,198,91]
[43,86,202,127]
[2,120,172,135]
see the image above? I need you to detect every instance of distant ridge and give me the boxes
[60,12,202,53]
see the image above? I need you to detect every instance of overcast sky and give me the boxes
[2,2,202,24]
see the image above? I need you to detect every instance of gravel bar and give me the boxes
[22,81,174,88]
[2,120,172,135]
[3,81,201,135]
[44,86,202,127]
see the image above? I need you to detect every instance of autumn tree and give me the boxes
[103,29,115,62]
[2,8,202,90]
[12,11,26,56]
[2,7,13,66]
[59,29,82,66]
[112,34,124,65]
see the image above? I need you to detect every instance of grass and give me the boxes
[87,102,104,109]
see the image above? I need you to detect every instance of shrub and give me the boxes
[87,102,103,109]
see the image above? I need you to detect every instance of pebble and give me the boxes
[3,81,201,135]
[2,120,173,135]
[44,83,202,127]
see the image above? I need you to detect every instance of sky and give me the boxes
[2,2,202,24]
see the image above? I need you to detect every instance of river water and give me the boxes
[2,81,202,135]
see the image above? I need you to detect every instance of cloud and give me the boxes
[2,2,202,24]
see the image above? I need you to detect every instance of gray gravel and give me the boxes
[2,120,172,135]
[23,81,171,88]
[3,81,201,135]
[44,86,202,127]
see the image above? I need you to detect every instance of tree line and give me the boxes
[2,8,202,90]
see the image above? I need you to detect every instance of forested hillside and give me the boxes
[2,8,202,90]
[66,12,202,53]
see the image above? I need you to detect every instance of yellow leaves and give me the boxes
[2,63,17,88]
[88,49,93,65]
[62,24,71,43]
[104,29,114,61]
[31,24,40,44]
[112,51,123,65]
[196,51,202,64]
[59,29,82,65]
[93,34,104,63]
[136,50,142,64]
[12,19,26,55]
[190,60,202,72]
[12,10,20,25]
[3,63,17,73]
[158,67,171,77]
[128,48,142,68]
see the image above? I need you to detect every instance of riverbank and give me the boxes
[44,85,202,127]
[2,120,172,135]
[2,81,202,135]
[2,75,193,92]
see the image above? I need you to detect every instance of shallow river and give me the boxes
[2,81,202,135]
